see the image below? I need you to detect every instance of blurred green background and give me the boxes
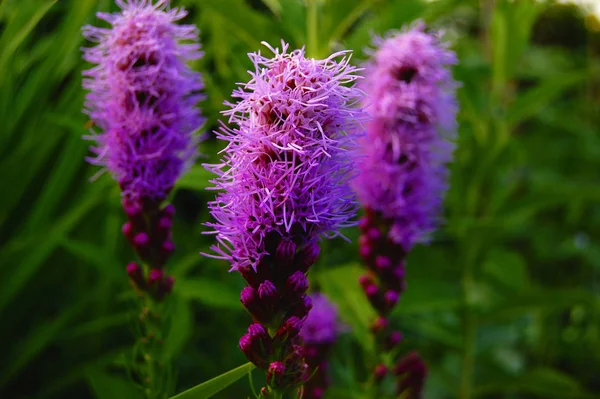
[0,0,599,398]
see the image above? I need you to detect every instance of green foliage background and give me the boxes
[0,0,599,398]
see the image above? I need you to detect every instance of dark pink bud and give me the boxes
[384,290,399,308]
[276,239,296,265]
[258,280,277,300]
[385,331,403,350]
[371,316,388,334]
[162,203,175,217]
[276,316,303,340]
[367,227,381,240]
[375,255,391,270]
[122,221,134,239]
[241,286,269,323]
[359,274,375,288]
[286,271,308,295]
[248,323,267,338]
[296,242,320,271]
[148,268,163,285]
[358,217,370,231]
[134,232,150,247]
[290,294,312,319]
[239,334,269,369]
[267,361,286,388]
[374,363,388,382]
[162,240,175,255]
[126,262,145,287]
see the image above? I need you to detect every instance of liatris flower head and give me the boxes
[82,0,204,299]
[205,41,363,396]
[82,0,204,206]
[206,40,363,273]
[355,22,457,251]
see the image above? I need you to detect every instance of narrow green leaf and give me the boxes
[506,71,587,126]
[170,362,255,399]
[316,263,375,352]
[259,0,282,16]
[86,367,143,399]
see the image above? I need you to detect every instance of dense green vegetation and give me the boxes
[0,0,598,398]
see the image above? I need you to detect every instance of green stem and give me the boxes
[306,0,319,58]
[459,274,476,399]
[459,233,481,399]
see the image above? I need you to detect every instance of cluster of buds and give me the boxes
[122,198,176,301]
[358,209,405,353]
[238,236,319,395]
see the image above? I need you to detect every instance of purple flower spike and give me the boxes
[82,0,204,205]
[354,22,458,395]
[82,0,204,301]
[204,41,363,396]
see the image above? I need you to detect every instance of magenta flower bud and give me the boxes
[384,290,400,307]
[267,361,286,388]
[239,334,269,369]
[241,286,269,324]
[371,316,388,334]
[290,294,313,319]
[367,227,381,241]
[82,0,205,205]
[133,232,150,247]
[161,240,175,256]
[286,271,308,296]
[148,268,163,286]
[276,239,297,265]
[158,216,172,232]
[122,221,135,244]
[358,217,370,231]
[374,363,388,382]
[275,316,303,341]
[295,242,321,272]
[385,331,403,350]
[358,274,375,288]
[375,255,391,270]
[162,203,175,217]
[155,274,175,301]
[126,261,144,287]
[258,280,277,301]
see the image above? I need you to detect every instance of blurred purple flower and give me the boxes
[300,293,343,345]
[82,0,204,299]
[300,293,344,399]
[355,22,457,251]
[82,0,204,205]
[205,41,363,396]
